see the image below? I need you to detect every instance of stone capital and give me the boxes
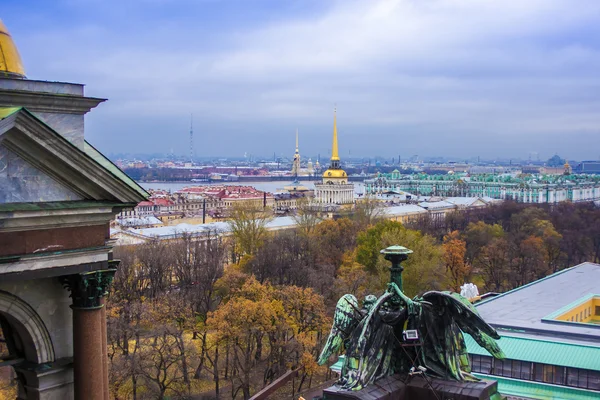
[60,267,117,309]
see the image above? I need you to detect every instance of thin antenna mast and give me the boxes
[189,114,194,164]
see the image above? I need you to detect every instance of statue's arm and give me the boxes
[387,282,413,307]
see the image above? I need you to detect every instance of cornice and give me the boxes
[0,203,124,232]
[0,89,105,114]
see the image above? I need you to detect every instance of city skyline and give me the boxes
[5,0,600,159]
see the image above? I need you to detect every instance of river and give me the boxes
[140,181,366,195]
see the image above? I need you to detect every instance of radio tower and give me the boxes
[189,114,194,165]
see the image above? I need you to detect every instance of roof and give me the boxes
[444,197,486,207]
[116,216,162,227]
[418,200,456,210]
[464,334,600,371]
[383,205,428,216]
[473,374,600,400]
[128,216,297,240]
[475,262,600,343]
[83,141,149,199]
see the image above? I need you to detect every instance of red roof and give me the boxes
[152,198,174,206]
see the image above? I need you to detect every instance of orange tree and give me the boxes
[442,231,471,292]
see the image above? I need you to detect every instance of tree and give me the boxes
[136,239,172,299]
[228,201,273,260]
[352,195,383,230]
[208,278,282,399]
[335,252,376,300]
[442,231,471,292]
[313,218,357,270]
[355,220,446,297]
[463,221,504,265]
[137,328,189,399]
[292,197,322,236]
[356,220,405,271]
[477,238,511,292]
[510,236,549,288]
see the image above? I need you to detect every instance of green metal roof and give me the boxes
[465,335,600,371]
[84,141,149,199]
[474,373,600,400]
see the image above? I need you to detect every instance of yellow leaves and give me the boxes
[335,253,373,300]
[207,276,329,371]
[208,296,281,342]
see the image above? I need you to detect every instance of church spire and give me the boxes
[295,128,299,153]
[331,107,340,161]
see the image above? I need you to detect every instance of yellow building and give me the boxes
[314,108,354,205]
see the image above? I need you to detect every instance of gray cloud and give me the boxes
[9,0,600,159]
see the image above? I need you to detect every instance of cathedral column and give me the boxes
[61,269,116,400]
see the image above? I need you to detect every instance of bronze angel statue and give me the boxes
[318,246,505,391]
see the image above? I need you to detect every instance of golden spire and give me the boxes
[0,19,26,78]
[331,107,339,161]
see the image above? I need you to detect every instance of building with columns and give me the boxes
[313,109,354,205]
[366,170,600,204]
[0,19,147,399]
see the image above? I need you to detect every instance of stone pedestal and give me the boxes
[322,374,501,400]
[14,358,74,400]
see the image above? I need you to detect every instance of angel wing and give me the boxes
[317,294,360,365]
[421,291,505,360]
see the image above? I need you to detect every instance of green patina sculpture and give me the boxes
[318,245,506,391]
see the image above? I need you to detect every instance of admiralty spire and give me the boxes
[314,108,354,205]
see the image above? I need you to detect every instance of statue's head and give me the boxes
[363,295,377,312]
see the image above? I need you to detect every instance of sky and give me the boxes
[4,0,600,160]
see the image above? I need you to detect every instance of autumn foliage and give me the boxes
[95,200,600,399]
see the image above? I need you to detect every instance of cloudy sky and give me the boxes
[4,0,600,160]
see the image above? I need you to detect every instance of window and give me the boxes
[534,364,565,385]
[470,355,492,374]
[516,361,533,381]
[553,366,565,385]
[589,370,600,391]
[596,306,600,316]
[494,359,513,378]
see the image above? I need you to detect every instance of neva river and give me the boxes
[140,181,366,195]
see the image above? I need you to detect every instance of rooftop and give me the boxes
[475,262,600,344]
[126,216,297,240]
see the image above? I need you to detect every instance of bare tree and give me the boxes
[352,194,384,229]
[227,200,273,259]
[291,197,322,235]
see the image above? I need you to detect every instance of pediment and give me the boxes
[0,108,147,204]
[0,144,83,203]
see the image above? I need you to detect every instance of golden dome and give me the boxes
[0,19,26,78]
[323,169,347,178]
